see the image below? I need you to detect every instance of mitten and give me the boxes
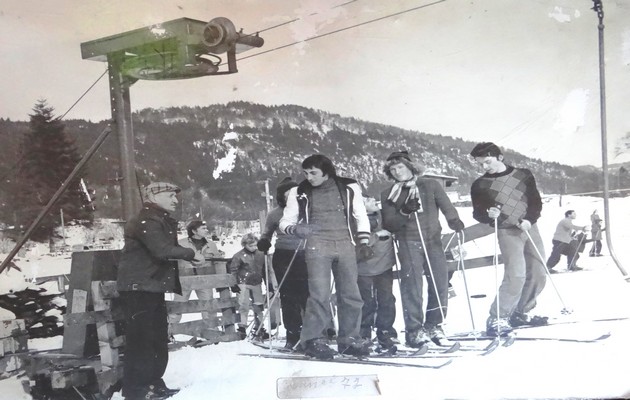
[257,238,272,253]
[356,243,375,262]
[448,219,465,232]
[400,198,421,215]
[287,224,314,238]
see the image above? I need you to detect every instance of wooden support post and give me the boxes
[91,281,120,368]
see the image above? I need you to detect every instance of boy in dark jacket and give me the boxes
[357,194,399,349]
[117,182,203,400]
[229,232,270,340]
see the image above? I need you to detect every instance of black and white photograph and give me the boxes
[1,1,629,399]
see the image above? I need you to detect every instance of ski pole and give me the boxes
[264,253,273,351]
[567,233,586,270]
[493,219,502,336]
[413,213,447,325]
[392,238,403,290]
[253,240,305,339]
[524,229,572,314]
[455,231,476,332]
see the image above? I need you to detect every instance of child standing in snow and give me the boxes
[229,233,271,340]
[357,194,399,349]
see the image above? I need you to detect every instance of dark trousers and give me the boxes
[358,269,397,340]
[272,248,309,342]
[546,240,578,269]
[120,291,169,396]
[589,241,602,256]
[396,237,449,331]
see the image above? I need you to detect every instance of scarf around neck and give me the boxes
[387,176,419,204]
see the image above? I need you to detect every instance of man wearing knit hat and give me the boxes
[469,142,548,336]
[381,150,464,348]
[258,177,309,350]
[117,182,203,400]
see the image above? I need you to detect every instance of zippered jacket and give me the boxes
[117,204,195,294]
[279,176,370,244]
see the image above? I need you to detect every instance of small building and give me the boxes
[423,172,460,202]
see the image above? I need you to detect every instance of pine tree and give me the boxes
[13,99,93,242]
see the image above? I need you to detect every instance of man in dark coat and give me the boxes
[117,182,202,400]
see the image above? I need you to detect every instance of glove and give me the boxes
[518,220,532,231]
[356,243,375,262]
[230,285,241,294]
[400,198,421,215]
[287,224,315,239]
[448,219,465,232]
[257,238,272,253]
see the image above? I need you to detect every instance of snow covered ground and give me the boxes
[2,194,630,399]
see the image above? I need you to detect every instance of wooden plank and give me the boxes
[170,313,240,336]
[179,274,235,290]
[70,289,88,313]
[64,309,123,326]
[91,281,120,368]
[0,354,24,373]
[96,365,124,396]
[0,334,28,357]
[217,286,236,334]
[442,222,494,249]
[62,250,120,357]
[50,366,94,390]
[166,298,238,314]
[0,319,26,338]
[447,254,504,271]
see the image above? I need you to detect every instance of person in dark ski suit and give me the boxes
[258,177,309,349]
[469,143,548,335]
[117,182,203,400]
[380,151,464,347]
[279,154,373,359]
[357,194,399,349]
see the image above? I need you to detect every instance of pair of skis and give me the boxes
[242,340,454,369]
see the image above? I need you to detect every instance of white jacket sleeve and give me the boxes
[349,183,370,240]
[279,186,300,233]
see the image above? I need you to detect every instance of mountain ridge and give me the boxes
[1,101,621,222]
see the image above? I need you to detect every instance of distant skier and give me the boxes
[589,210,604,257]
[469,143,548,336]
[280,154,373,359]
[258,177,309,350]
[546,210,588,272]
[380,150,464,347]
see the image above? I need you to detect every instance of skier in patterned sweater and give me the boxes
[469,142,548,336]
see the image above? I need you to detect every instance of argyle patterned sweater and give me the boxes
[470,166,542,229]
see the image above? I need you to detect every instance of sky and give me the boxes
[2,194,630,399]
[1,0,629,167]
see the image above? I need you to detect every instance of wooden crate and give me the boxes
[0,319,28,375]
